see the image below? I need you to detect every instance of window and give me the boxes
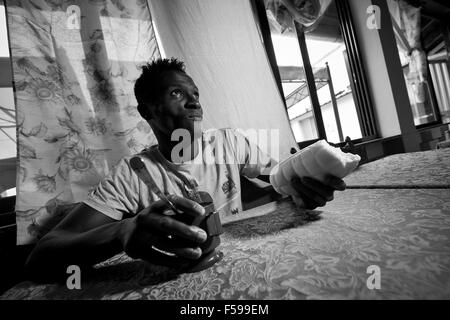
[0,0,17,197]
[303,2,362,143]
[387,0,450,127]
[254,0,377,147]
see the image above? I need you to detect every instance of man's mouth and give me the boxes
[187,112,203,121]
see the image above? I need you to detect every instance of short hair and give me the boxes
[134,58,186,108]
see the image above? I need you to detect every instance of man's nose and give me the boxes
[185,96,201,109]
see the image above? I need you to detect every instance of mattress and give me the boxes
[345,148,450,188]
[3,188,450,300]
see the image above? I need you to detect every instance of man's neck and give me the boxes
[157,135,201,164]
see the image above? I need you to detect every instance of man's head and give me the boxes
[135,58,203,141]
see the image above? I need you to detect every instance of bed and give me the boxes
[345,148,450,188]
[2,149,450,300]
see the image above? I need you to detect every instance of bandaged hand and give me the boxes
[290,175,346,210]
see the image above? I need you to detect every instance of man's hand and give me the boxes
[291,175,346,210]
[119,195,207,268]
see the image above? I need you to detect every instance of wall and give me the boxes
[419,123,450,150]
[349,0,422,152]
[348,0,401,138]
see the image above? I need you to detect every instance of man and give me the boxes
[25,58,346,281]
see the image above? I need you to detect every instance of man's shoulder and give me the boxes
[110,147,159,171]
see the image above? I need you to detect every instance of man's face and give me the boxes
[147,70,203,140]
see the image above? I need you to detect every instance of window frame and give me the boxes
[253,0,379,148]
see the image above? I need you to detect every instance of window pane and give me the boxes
[303,1,362,143]
[0,2,17,161]
[429,61,450,124]
[264,4,319,143]
[263,0,362,144]
[387,0,441,126]
[0,1,9,57]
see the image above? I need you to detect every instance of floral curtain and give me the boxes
[5,0,160,245]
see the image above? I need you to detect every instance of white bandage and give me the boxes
[270,140,361,196]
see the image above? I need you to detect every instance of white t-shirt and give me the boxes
[83,128,274,220]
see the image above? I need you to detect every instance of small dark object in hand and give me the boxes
[176,191,224,273]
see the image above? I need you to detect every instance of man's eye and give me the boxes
[193,93,200,100]
[170,90,184,98]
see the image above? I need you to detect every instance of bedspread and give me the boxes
[346,148,450,188]
[2,189,450,300]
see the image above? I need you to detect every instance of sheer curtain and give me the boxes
[389,0,428,103]
[6,0,160,245]
[266,0,332,34]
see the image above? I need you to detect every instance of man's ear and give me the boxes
[137,103,152,120]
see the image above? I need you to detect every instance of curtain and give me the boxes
[389,0,428,103]
[148,0,298,162]
[6,0,160,245]
[265,0,332,35]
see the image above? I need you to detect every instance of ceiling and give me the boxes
[304,0,449,55]
[409,0,450,21]
[418,0,450,55]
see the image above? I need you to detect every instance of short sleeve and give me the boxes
[224,129,276,179]
[83,158,141,220]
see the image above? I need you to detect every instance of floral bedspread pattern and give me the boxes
[6,0,160,244]
[3,189,450,300]
[346,149,450,188]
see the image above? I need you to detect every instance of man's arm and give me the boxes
[231,129,345,210]
[290,175,346,209]
[25,203,126,281]
[25,196,208,282]
[257,174,271,184]
[256,173,346,209]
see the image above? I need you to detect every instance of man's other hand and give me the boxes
[291,175,346,210]
[119,195,207,268]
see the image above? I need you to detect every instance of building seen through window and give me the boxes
[264,0,362,144]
